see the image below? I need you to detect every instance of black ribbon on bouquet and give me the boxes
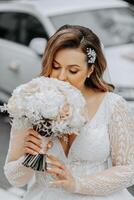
[22,119,54,171]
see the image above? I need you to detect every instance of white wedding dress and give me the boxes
[3,92,134,200]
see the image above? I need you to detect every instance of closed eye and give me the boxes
[52,64,78,74]
[52,65,60,69]
[69,70,78,74]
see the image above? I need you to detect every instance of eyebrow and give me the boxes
[53,59,80,68]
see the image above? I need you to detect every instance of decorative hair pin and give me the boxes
[86,48,96,64]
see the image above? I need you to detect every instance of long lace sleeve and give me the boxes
[73,95,134,196]
[4,119,35,187]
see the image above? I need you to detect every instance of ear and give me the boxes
[88,64,95,76]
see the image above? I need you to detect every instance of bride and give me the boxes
[4,25,134,199]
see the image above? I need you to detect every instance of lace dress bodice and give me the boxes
[3,92,134,200]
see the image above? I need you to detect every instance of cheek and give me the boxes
[69,73,86,88]
[50,70,57,78]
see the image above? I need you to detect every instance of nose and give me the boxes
[58,69,67,81]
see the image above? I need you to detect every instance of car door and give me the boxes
[0,12,48,101]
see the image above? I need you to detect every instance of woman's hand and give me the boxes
[24,128,53,155]
[46,154,76,193]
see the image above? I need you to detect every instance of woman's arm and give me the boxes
[73,96,134,196]
[4,120,35,187]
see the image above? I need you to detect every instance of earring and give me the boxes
[87,74,90,78]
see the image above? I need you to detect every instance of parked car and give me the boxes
[123,0,134,5]
[0,0,134,110]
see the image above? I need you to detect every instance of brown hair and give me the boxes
[41,24,114,92]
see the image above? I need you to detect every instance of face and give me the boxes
[50,48,93,92]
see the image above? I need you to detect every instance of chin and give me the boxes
[73,85,82,91]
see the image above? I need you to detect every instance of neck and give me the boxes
[80,86,97,100]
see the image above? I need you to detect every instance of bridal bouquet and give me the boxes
[0,77,87,171]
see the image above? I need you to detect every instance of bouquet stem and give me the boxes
[22,154,47,171]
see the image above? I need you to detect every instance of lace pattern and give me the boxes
[74,94,134,196]
[4,119,34,187]
[4,156,34,187]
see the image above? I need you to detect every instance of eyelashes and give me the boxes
[52,65,60,70]
[52,65,78,74]
[70,70,78,74]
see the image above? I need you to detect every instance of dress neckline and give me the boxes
[86,91,109,126]
[57,92,109,160]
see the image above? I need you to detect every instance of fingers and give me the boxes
[46,157,65,170]
[24,141,41,154]
[24,129,42,155]
[24,147,38,155]
[27,135,41,146]
[26,128,42,140]
[24,129,53,155]
[46,155,67,179]
[47,167,66,179]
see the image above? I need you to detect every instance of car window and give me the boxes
[49,7,134,47]
[0,12,48,46]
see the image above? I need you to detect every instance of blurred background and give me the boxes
[0,0,134,199]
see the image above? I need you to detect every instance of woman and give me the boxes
[4,25,134,200]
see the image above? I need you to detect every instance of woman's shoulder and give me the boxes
[107,91,124,102]
[106,91,130,114]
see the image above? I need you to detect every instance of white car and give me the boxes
[0,0,134,106]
